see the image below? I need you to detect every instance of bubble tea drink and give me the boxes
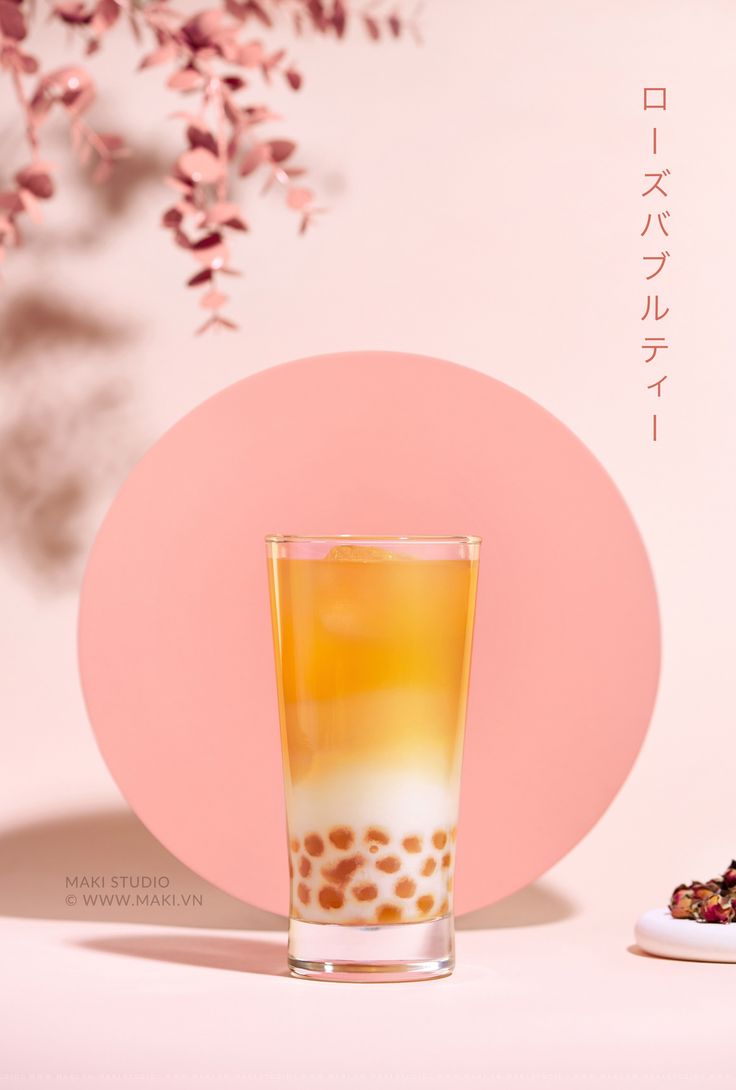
[266,535,480,982]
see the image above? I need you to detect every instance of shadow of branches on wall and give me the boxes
[0,290,140,590]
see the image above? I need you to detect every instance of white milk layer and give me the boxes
[287,766,458,833]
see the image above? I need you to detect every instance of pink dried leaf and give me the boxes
[220,37,243,64]
[242,104,280,125]
[333,0,346,37]
[178,146,224,184]
[223,98,241,128]
[90,0,119,34]
[244,0,271,26]
[15,166,54,199]
[0,0,26,40]
[208,201,248,229]
[139,42,177,68]
[167,67,205,92]
[162,207,183,228]
[174,228,192,249]
[187,268,212,286]
[222,75,245,92]
[284,67,302,90]
[239,144,268,176]
[193,45,219,63]
[0,190,24,214]
[268,139,295,163]
[388,13,401,37]
[181,9,226,50]
[97,132,129,157]
[143,6,180,33]
[265,46,285,68]
[191,231,228,268]
[164,175,194,194]
[53,0,92,25]
[237,41,264,67]
[32,67,95,118]
[192,230,222,250]
[200,288,228,310]
[363,15,380,40]
[186,124,219,156]
[17,51,39,74]
[286,185,313,210]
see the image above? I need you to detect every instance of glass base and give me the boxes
[287,914,454,983]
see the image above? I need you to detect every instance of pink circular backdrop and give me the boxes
[78,351,660,914]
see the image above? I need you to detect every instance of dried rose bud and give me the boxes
[721,861,736,889]
[692,883,719,900]
[670,887,697,919]
[700,895,734,924]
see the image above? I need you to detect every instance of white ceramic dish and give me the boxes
[635,907,736,962]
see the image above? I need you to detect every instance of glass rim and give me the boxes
[265,533,481,544]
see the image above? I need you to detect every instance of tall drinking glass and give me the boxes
[266,534,480,982]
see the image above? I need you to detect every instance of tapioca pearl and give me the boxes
[369,845,379,854]
[321,855,364,887]
[395,877,416,899]
[447,876,454,891]
[319,886,344,910]
[450,826,457,843]
[329,826,355,850]
[402,836,422,853]
[416,894,435,915]
[297,882,310,906]
[441,853,451,869]
[365,827,390,846]
[421,857,437,877]
[376,855,401,874]
[288,856,293,879]
[432,831,448,850]
[376,904,402,924]
[290,838,300,853]
[438,898,449,915]
[352,882,378,902]
[304,834,324,857]
[298,856,311,878]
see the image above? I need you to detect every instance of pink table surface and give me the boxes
[1,910,731,1088]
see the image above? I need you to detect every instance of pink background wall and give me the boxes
[0,3,734,1076]
[3,0,733,913]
